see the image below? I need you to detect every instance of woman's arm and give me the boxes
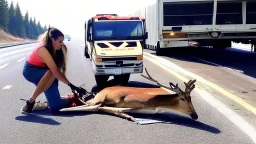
[37,47,70,85]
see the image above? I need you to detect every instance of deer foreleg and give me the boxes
[99,107,137,122]
[59,104,101,112]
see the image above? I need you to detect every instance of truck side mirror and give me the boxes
[144,32,148,39]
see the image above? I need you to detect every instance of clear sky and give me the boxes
[7,0,154,40]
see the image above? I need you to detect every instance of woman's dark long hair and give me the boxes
[42,27,67,74]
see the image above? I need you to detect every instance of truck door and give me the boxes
[86,20,93,58]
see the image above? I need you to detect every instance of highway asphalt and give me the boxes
[0,40,255,144]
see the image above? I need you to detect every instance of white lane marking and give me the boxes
[190,56,244,73]
[2,85,12,90]
[0,63,9,69]
[144,54,256,143]
[0,43,35,53]
[196,88,256,143]
[17,57,25,62]
[224,67,244,73]
[0,47,33,59]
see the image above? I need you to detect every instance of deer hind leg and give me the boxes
[98,107,137,122]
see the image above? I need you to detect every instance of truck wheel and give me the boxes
[94,75,109,91]
[114,74,130,85]
[84,47,90,58]
[156,42,163,56]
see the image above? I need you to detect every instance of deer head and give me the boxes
[169,80,198,119]
[142,68,198,119]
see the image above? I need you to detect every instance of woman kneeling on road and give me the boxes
[21,27,83,114]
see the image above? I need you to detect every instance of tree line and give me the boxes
[0,0,48,39]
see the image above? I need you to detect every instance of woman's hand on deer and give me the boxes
[68,83,87,95]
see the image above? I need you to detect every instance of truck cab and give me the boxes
[84,14,148,89]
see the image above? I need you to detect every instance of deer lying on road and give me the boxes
[60,68,198,122]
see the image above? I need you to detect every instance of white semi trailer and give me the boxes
[130,0,256,55]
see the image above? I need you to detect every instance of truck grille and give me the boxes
[101,57,138,61]
[105,64,135,67]
[96,62,142,68]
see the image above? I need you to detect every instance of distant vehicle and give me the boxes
[65,35,71,41]
[96,14,118,16]
[130,0,256,55]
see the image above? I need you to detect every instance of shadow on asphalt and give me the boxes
[15,114,61,125]
[148,46,256,79]
[131,113,221,134]
[14,111,220,134]
[15,110,97,125]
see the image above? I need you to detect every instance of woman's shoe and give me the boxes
[20,99,35,114]
[20,99,49,114]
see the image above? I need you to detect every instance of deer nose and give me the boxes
[191,112,198,120]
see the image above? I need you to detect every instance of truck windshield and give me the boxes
[93,21,143,40]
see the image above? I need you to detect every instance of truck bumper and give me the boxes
[92,66,143,75]
[160,41,189,48]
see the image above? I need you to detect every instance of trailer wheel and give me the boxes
[114,74,130,85]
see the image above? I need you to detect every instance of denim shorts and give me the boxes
[23,61,70,113]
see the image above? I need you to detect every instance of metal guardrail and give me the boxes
[0,41,37,49]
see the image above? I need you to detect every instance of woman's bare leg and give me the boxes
[42,75,56,92]
[29,70,55,102]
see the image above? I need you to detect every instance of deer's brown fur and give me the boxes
[61,68,198,121]
[86,79,198,120]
